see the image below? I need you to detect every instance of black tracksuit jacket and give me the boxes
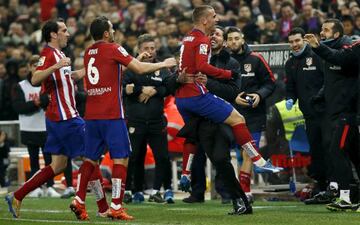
[285,45,325,119]
[231,43,275,132]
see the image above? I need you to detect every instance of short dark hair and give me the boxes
[137,34,155,48]
[288,27,305,38]
[214,25,226,39]
[224,26,243,40]
[192,5,213,23]
[323,18,344,37]
[341,15,354,24]
[42,18,65,43]
[90,16,110,41]
[280,1,293,10]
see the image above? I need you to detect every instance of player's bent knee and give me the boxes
[225,110,246,126]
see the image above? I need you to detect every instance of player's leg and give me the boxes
[106,119,133,220]
[238,132,261,202]
[174,99,199,182]
[6,118,73,218]
[178,93,280,171]
[70,118,101,220]
[89,164,109,217]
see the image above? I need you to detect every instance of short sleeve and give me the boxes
[36,50,55,71]
[111,44,134,66]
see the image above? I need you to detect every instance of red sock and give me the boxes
[111,164,127,208]
[182,142,197,175]
[89,165,109,213]
[232,123,265,167]
[239,171,251,193]
[75,161,95,203]
[14,166,55,201]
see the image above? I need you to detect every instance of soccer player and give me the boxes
[69,16,176,220]
[176,5,281,202]
[5,18,107,218]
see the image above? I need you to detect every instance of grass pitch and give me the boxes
[0,195,359,225]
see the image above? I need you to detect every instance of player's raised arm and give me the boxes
[32,57,71,85]
[126,57,177,75]
[71,68,85,81]
[194,40,232,79]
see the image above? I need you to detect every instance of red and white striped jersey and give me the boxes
[37,45,79,121]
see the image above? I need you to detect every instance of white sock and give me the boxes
[242,142,266,167]
[329,182,338,191]
[340,190,351,203]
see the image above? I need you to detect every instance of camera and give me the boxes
[245,96,253,106]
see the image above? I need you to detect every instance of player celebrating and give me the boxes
[69,16,176,221]
[175,5,281,214]
[4,18,109,218]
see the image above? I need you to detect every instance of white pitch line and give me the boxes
[166,205,298,211]
[15,205,299,214]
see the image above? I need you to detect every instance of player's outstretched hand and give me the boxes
[163,58,177,68]
[304,34,320,48]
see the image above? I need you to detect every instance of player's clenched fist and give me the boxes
[54,57,71,69]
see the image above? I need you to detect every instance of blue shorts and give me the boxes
[235,131,261,163]
[84,119,131,161]
[175,93,233,123]
[44,117,85,158]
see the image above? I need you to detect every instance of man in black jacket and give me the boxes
[123,34,174,204]
[285,27,327,196]
[304,19,360,211]
[226,26,276,199]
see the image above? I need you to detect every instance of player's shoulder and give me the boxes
[37,46,55,67]
[40,46,55,57]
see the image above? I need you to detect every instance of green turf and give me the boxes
[0,195,359,225]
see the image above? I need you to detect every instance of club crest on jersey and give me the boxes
[244,64,252,72]
[38,56,46,66]
[199,44,208,55]
[118,46,129,57]
[129,127,135,134]
[306,57,313,66]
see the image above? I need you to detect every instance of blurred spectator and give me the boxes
[0,62,6,107]
[0,130,10,187]
[296,3,322,33]
[236,5,260,43]
[279,2,298,41]
[158,32,181,60]
[341,15,360,39]
[260,15,280,44]
[0,46,6,63]
[0,59,20,120]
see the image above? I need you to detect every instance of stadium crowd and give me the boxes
[0,0,360,220]
[1,0,360,119]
